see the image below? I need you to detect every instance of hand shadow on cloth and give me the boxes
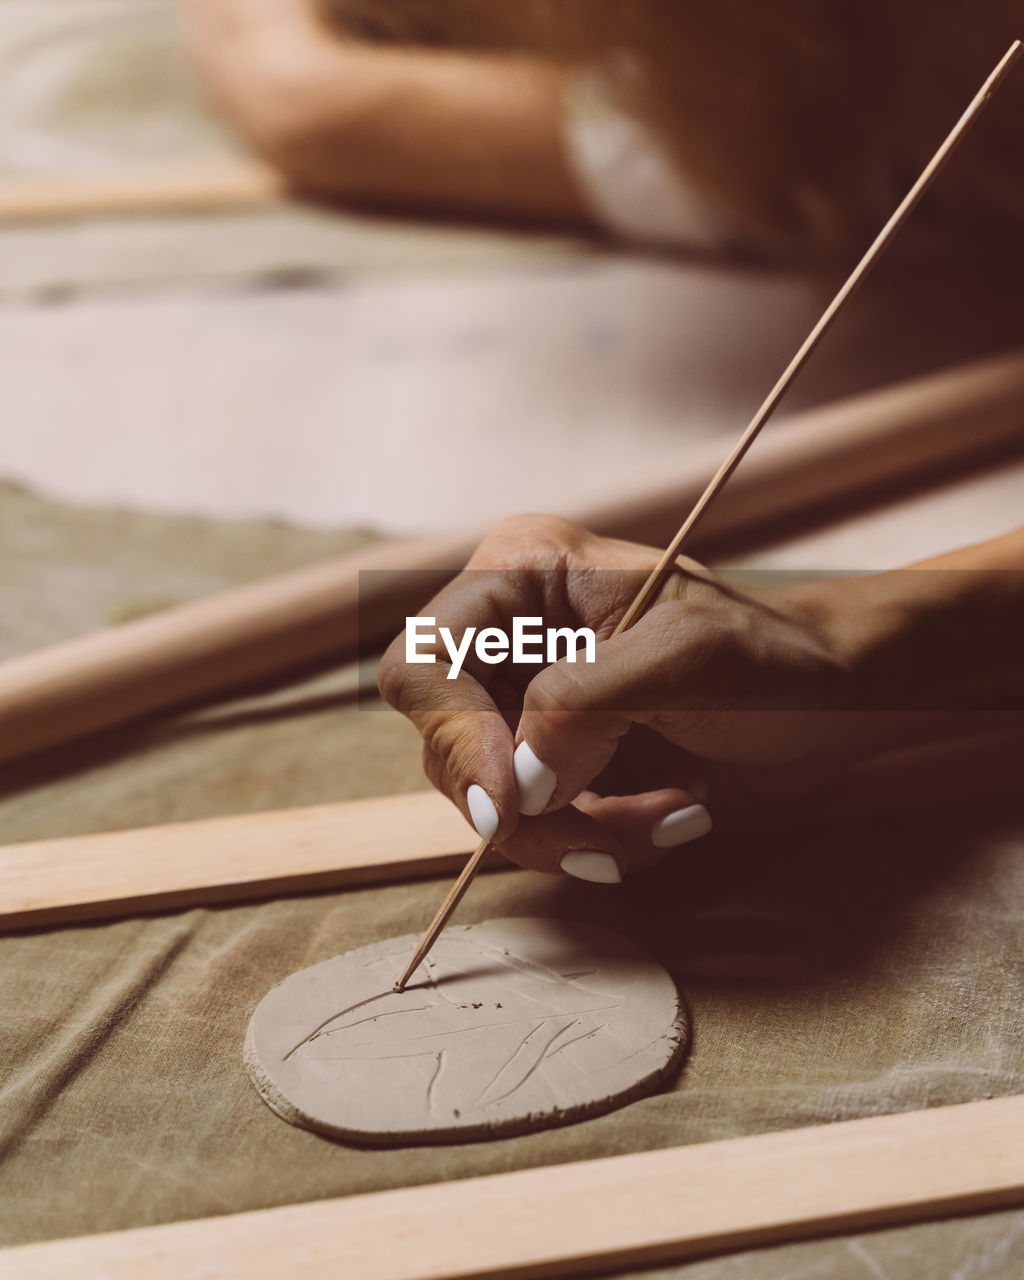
[541,786,1024,997]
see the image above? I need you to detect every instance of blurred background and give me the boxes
[1,0,1023,557]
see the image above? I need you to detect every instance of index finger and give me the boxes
[378,566,538,843]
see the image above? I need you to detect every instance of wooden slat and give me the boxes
[5,1094,1023,1279]
[0,790,481,930]
[16,710,1024,929]
[0,532,473,767]
[583,346,1024,548]
[3,351,1024,768]
[3,721,1021,931]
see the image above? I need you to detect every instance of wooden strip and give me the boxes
[0,790,481,930]
[585,347,1024,549]
[5,1094,1023,1279]
[3,719,1020,931]
[0,163,283,224]
[0,532,474,767]
[2,351,1024,767]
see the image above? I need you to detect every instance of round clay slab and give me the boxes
[244,917,688,1145]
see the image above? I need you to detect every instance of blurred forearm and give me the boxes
[184,0,590,224]
[792,526,1024,731]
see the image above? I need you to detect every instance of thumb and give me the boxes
[514,611,678,814]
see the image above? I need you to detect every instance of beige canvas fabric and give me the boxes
[0,484,1022,1279]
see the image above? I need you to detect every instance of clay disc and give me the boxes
[244,917,688,1146]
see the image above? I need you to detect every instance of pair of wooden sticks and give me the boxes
[393,39,1024,991]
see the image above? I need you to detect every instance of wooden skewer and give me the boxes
[393,39,1024,993]
[391,835,493,989]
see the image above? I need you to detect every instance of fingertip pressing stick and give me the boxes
[393,39,1022,993]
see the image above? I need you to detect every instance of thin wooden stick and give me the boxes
[393,40,1023,989]
[614,38,1023,633]
[393,835,490,989]
[5,1093,1024,1279]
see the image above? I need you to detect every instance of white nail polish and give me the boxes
[560,850,622,884]
[651,804,713,849]
[467,784,499,841]
[513,742,557,816]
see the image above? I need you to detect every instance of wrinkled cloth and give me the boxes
[0,485,1022,1280]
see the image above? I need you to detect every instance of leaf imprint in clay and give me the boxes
[244,917,689,1145]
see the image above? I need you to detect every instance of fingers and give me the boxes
[513,653,636,815]
[412,708,517,843]
[381,640,519,843]
[378,514,611,841]
[378,516,710,841]
[379,565,537,842]
[421,733,516,843]
[515,604,690,813]
[496,786,712,881]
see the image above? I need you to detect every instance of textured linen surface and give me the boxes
[1,485,1022,1280]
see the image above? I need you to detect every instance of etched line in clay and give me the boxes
[246,919,689,1146]
[449,937,620,1000]
[548,1022,605,1059]
[282,989,395,1061]
[473,1019,552,1110]
[477,1017,584,1111]
[426,1050,446,1117]
[299,1005,624,1060]
[313,1004,435,1042]
[405,1005,622,1039]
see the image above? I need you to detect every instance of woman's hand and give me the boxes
[378,514,859,883]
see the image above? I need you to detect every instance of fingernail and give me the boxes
[560,850,622,884]
[514,742,557,816]
[651,804,713,849]
[467,784,499,841]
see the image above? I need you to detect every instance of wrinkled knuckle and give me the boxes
[421,744,446,793]
[525,663,594,728]
[498,512,583,551]
[420,712,476,785]
[420,711,454,764]
[377,643,407,708]
[496,512,568,539]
